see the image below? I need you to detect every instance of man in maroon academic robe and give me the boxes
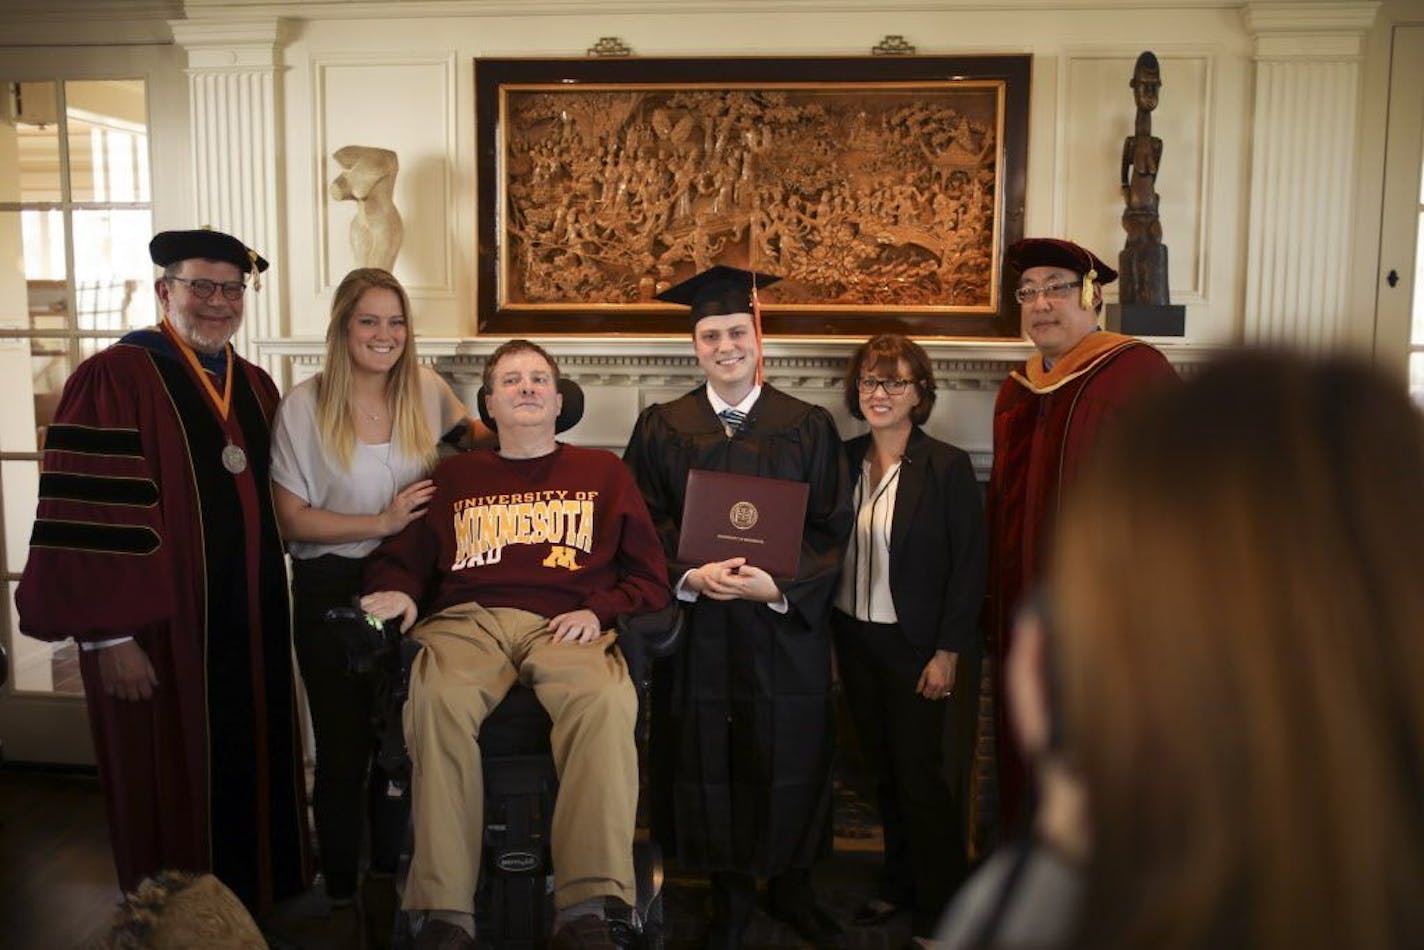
[986,238,1176,831]
[16,229,309,912]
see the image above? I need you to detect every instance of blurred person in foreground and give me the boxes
[832,334,986,944]
[938,350,1424,949]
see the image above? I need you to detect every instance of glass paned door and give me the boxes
[0,78,153,762]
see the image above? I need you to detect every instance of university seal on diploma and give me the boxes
[678,470,808,579]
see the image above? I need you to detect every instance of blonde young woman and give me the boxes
[270,268,486,944]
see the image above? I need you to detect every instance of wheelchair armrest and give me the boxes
[614,600,684,660]
[323,606,416,782]
[614,600,683,688]
[324,606,403,675]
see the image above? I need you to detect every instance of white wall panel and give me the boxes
[314,52,457,298]
[1062,52,1210,306]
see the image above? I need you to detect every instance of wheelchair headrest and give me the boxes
[476,376,584,435]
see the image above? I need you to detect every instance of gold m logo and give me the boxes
[542,545,584,571]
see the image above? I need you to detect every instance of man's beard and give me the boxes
[170,309,238,354]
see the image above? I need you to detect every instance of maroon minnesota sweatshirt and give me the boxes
[364,444,670,626]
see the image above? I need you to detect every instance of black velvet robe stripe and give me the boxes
[624,384,852,875]
[16,330,308,911]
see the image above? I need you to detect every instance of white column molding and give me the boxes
[169,17,288,373]
[1241,1,1379,348]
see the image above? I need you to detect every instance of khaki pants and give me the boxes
[401,602,638,912]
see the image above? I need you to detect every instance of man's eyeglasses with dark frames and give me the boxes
[857,377,916,396]
[166,276,247,301]
[1014,280,1082,305]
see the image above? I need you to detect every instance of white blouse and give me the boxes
[835,457,902,623]
[269,365,465,560]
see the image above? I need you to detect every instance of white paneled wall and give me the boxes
[152,0,1381,403]
[1061,52,1213,305]
[314,52,459,297]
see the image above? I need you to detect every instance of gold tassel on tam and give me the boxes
[1080,268,1097,310]
[248,249,262,291]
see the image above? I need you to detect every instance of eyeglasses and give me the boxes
[857,376,916,396]
[167,276,247,301]
[1014,280,1082,305]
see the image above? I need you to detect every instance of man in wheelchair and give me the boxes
[360,339,671,950]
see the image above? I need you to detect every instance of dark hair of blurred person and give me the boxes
[1048,350,1424,949]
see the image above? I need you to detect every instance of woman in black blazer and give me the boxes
[833,334,988,945]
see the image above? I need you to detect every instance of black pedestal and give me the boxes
[1106,302,1185,336]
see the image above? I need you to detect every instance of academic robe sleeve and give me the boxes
[780,406,853,631]
[936,448,988,654]
[16,351,175,644]
[622,408,688,570]
[1060,344,1178,486]
[580,467,672,627]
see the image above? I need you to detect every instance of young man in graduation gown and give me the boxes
[986,237,1176,832]
[16,229,309,912]
[623,266,853,949]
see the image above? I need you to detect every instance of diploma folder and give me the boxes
[677,469,809,579]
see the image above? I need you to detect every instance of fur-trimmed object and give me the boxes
[92,870,266,949]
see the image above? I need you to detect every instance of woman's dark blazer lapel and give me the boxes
[843,427,929,576]
[887,427,931,575]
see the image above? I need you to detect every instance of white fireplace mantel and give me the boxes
[256,336,1219,476]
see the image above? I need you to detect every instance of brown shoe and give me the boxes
[550,914,618,949]
[412,917,476,950]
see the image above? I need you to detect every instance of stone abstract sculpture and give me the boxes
[330,145,403,271]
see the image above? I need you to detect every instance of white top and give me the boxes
[835,457,902,623]
[270,364,466,560]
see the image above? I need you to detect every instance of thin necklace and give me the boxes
[352,398,385,422]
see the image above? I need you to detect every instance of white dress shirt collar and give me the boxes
[706,384,761,418]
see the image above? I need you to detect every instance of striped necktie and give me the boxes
[718,407,748,433]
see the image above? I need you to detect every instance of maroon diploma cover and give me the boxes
[677,469,809,579]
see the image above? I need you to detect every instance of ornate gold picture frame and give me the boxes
[476,56,1030,337]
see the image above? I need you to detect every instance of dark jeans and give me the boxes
[291,554,408,899]
[832,609,979,936]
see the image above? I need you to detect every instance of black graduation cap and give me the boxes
[656,265,781,327]
[149,228,269,275]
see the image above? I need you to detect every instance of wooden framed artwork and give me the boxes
[475,55,1030,337]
